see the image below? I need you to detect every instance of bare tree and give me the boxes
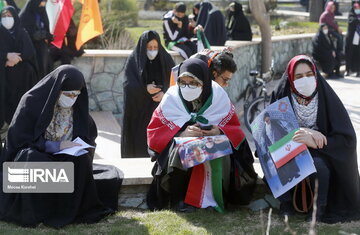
[309,0,324,22]
[249,0,272,73]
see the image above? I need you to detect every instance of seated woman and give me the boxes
[272,55,360,223]
[312,23,341,78]
[122,30,175,158]
[0,65,121,228]
[146,58,257,212]
[226,1,252,41]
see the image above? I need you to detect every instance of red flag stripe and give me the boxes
[274,144,307,169]
[184,164,206,208]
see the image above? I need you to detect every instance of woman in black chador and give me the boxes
[273,55,360,223]
[226,1,252,41]
[121,30,175,158]
[312,23,341,78]
[19,0,53,79]
[0,65,121,228]
[0,6,38,127]
[345,2,360,77]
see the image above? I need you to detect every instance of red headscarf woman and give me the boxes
[272,55,360,223]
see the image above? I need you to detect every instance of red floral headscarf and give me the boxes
[286,55,318,100]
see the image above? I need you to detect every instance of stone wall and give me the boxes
[72,34,315,123]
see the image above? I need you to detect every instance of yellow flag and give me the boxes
[76,0,103,50]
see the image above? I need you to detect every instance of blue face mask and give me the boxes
[355,9,360,15]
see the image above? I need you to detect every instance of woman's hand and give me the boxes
[293,128,317,149]
[147,83,161,95]
[179,124,203,137]
[7,52,22,64]
[60,141,81,150]
[307,128,327,149]
[201,125,221,136]
[152,91,164,102]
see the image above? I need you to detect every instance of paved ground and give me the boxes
[326,75,360,169]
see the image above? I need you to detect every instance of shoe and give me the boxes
[356,72,360,77]
[344,71,350,76]
[335,72,344,78]
[173,201,196,213]
[279,201,295,217]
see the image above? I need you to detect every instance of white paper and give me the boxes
[353,32,359,45]
[54,137,95,156]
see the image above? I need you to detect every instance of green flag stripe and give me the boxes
[268,128,299,153]
[210,158,224,213]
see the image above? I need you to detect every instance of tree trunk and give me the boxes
[249,0,272,73]
[309,0,324,22]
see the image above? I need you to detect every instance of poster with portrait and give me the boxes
[250,97,316,198]
[174,135,233,169]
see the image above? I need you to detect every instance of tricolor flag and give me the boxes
[46,0,74,48]
[268,129,307,169]
[76,0,103,50]
[184,159,224,212]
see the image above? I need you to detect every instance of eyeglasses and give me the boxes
[178,80,201,89]
[219,74,231,84]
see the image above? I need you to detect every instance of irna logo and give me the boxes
[8,167,69,183]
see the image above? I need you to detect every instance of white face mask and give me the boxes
[147,50,158,60]
[1,17,14,30]
[355,9,360,15]
[294,76,317,97]
[58,93,78,108]
[180,86,202,101]
[322,29,328,34]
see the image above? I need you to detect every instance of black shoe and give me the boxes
[335,72,344,78]
[279,201,295,217]
[356,72,360,78]
[173,201,196,213]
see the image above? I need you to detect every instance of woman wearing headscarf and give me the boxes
[0,65,121,228]
[345,2,360,77]
[272,55,360,223]
[146,58,257,212]
[226,1,252,41]
[0,6,38,128]
[20,0,53,79]
[196,2,227,46]
[312,23,341,78]
[319,1,343,54]
[122,30,175,158]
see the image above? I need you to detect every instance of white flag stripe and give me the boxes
[270,140,303,163]
[200,162,218,208]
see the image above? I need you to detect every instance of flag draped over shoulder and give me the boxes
[147,81,245,212]
[46,0,74,48]
[147,81,245,154]
[75,0,103,50]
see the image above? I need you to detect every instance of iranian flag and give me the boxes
[46,0,74,48]
[184,158,224,212]
[268,129,307,169]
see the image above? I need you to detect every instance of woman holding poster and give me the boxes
[146,58,257,212]
[272,55,360,223]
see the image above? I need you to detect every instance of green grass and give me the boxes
[1,208,360,234]
[126,20,165,49]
